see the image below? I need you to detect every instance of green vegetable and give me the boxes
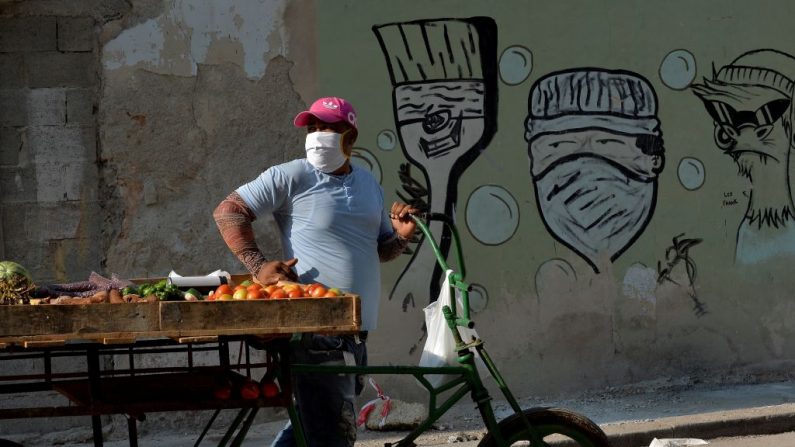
[185,288,203,301]
[138,284,154,297]
[121,285,138,296]
[0,261,34,305]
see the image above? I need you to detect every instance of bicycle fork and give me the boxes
[473,342,546,447]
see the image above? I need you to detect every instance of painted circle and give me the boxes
[465,185,519,245]
[499,46,533,85]
[377,130,397,151]
[468,283,488,313]
[659,49,697,90]
[677,157,705,190]
[351,148,382,183]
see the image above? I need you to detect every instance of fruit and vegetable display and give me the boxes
[0,261,347,305]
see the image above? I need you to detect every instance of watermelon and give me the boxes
[0,261,33,305]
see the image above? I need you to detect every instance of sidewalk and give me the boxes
[353,379,795,447]
[8,378,795,446]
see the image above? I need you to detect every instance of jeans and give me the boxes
[271,333,367,447]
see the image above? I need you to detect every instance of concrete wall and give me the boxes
[2,0,795,441]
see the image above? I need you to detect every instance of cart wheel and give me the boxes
[478,407,610,447]
[0,439,24,447]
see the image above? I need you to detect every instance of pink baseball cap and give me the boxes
[293,97,358,129]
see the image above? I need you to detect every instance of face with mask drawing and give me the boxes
[525,69,665,272]
[529,130,664,271]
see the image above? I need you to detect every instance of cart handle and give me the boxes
[409,213,473,327]
[408,213,466,280]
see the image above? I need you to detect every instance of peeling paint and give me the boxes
[102,0,288,79]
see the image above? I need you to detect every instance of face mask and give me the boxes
[534,156,656,269]
[305,131,348,173]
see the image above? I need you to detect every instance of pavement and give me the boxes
[351,378,795,447]
[4,378,795,446]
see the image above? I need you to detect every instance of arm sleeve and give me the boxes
[213,192,269,276]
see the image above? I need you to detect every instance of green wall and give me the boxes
[317,0,795,393]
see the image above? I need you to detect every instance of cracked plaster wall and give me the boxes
[98,0,315,277]
[0,0,318,441]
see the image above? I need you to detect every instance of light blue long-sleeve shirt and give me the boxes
[236,159,394,330]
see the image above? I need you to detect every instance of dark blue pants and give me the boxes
[271,333,367,447]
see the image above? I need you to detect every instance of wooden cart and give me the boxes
[0,295,360,447]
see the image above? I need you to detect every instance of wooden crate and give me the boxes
[0,295,360,345]
[159,295,361,337]
[0,302,159,345]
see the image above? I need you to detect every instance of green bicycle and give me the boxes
[218,212,610,447]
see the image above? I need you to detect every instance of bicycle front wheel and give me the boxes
[478,407,610,447]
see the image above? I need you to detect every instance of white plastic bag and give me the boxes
[419,269,489,387]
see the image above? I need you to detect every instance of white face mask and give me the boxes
[305,131,348,173]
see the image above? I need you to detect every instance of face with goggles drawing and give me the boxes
[691,50,795,182]
[701,95,792,179]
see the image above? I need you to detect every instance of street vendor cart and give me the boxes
[0,281,360,447]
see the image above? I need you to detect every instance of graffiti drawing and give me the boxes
[657,233,707,317]
[373,17,498,304]
[691,49,795,264]
[525,69,665,273]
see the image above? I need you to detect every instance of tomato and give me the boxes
[310,286,327,298]
[326,288,341,297]
[263,285,280,295]
[246,283,263,293]
[246,289,265,300]
[240,380,260,400]
[206,291,216,301]
[305,283,322,295]
[232,288,248,300]
[269,288,287,299]
[285,289,301,298]
[282,284,300,294]
[262,381,279,398]
[215,284,234,297]
[239,280,253,287]
[213,385,231,400]
[217,293,233,301]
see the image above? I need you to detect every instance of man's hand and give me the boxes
[389,202,420,239]
[255,258,299,285]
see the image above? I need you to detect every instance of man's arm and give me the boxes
[378,232,410,262]
[378,201,419,262]
[213,192,299,283]
[213,192,268,276]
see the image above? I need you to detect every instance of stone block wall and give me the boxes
[0,13,102,282]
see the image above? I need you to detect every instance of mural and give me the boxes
[657,233,707,317]
[691,49,795,265]
[525,69,665,273]
[372,17,499,306]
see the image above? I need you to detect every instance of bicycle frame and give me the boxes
[218,214,541,447]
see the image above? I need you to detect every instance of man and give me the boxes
[213,96,418,447]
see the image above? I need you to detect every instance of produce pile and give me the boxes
[207,281,343,301]
[36,276,186,304]
[0,260,346,305]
